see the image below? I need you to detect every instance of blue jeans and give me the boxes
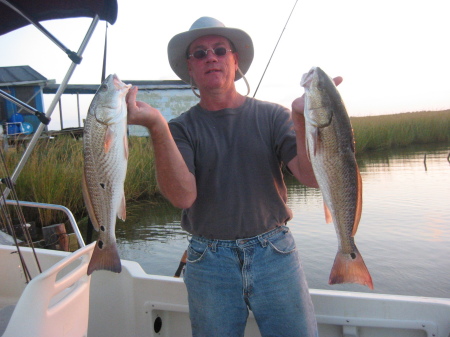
[184,226,318,337]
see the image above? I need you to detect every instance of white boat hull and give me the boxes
[1,244,449,337]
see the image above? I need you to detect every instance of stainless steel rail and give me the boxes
[5,200,85,247]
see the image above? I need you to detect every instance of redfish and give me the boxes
[301,67,373,289]
[82,74,130,275]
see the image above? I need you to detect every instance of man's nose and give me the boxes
[204,49,218,61]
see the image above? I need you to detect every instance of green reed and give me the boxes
[124,136,158,200]
[4,136,158,227]
[4,137,84,227]
[351,110,450,153]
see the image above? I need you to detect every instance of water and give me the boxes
[116,144,450,298]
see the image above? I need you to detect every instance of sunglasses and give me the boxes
[188,47,233,60]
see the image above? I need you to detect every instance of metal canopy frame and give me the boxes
[1,0,83,63]
[0,0,118,198]
[0,0,118,36]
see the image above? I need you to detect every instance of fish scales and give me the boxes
[301,67,373,289]
[84,120,126,225]
[82,74,131,275]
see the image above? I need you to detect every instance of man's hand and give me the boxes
[126,86,163,129]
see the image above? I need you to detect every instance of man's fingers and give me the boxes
[291,95,305,115]
[126,86,138,104]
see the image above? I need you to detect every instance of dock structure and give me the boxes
[2,73,199,147]
[44,80,199,137]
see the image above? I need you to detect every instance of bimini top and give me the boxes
[0,0,118,36]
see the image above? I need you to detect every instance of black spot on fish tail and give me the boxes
[87,241,122,275]
[100,226,105,231]
[329,250,373,289]
[98,240,104,249]
[100,183,105,189]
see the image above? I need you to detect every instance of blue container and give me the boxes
[8,113,24,124]
[7,123,20,135]
[6,113,26,135]
[22,122,33,135]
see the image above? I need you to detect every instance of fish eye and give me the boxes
[100,84,108,91]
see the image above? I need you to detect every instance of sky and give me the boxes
[1,0,449,130]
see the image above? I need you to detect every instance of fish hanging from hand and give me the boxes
[301,66,373,290]
[82,74,131,275]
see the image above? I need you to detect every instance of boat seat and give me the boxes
[1,242,95,337]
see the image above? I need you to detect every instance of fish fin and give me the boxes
[124,132,129,160]
[313,127,320,156]
[87,241,122,275]
[305,135,312,162]
[324,202,333,224]
[351,166,363,237]
[104,126,115,153]
[117,193,126,221]
[82,172,100,231]
[329,249,373,290]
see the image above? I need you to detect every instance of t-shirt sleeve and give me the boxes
[272,106,297,166]
[168,121,196,175]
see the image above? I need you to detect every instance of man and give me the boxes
[127,16,341,337]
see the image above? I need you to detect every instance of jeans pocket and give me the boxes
[186,239,209,263]
[267,228,298,255]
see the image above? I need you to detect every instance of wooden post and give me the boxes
[42,223,69,251]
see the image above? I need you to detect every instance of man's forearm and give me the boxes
[149,117,197,209]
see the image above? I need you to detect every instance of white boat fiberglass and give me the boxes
[0,244,449,337]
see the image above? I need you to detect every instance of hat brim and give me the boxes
[168,26,254,85]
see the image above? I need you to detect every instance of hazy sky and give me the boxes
[1,0,449,130]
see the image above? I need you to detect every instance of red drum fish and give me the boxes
[301,67,373,289]
[82,74,131,275]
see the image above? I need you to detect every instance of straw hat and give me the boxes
[167,17,254,84]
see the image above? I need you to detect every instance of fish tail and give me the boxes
[87,241,122,275]
[328,249,374,290]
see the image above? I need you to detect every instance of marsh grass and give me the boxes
[351,110,449,153]
[125,136,158,200]
[5,136,158,227]
[5,137,84,227]
[3,109,448,227]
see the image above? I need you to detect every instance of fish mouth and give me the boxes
[301,67,317,88]
[112,74,132,90]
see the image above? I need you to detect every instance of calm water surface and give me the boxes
[116,144,450,298]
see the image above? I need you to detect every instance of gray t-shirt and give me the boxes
[168,97,297,240]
